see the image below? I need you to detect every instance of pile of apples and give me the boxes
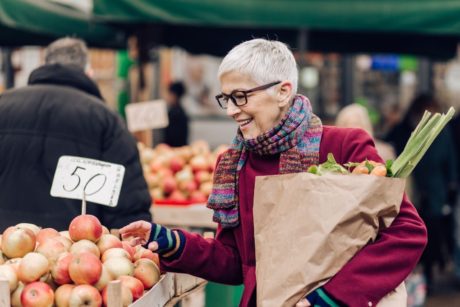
[139,140,228,203]
[0,215,161,307]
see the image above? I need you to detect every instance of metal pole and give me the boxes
[2,48,14,89]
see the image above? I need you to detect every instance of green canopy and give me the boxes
[93,0,460,36]
[0,0,125,48]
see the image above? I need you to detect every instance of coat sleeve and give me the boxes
[98,114,152,229]
[323,128,428,307]
[160,225,243,285]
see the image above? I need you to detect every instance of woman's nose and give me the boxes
[226,100,241,116]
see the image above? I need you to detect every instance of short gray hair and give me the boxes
[45,37,88,70]
[218,39,298,97]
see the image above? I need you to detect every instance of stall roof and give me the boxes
[0,0,125,48]
[93,0,460,36]
[92,1,460,59]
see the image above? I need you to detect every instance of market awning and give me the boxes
[92,0,460,58]
[0,0,125,48]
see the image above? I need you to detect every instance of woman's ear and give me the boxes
[277,81,292,107]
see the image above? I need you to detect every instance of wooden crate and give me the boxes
[173,273,206,296]
[129,273,175,307]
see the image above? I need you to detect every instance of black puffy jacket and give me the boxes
[0,64,152,232]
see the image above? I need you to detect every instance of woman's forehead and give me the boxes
[220,71,257,90]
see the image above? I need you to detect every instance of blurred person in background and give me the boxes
[163,81,189,147]
[335,103,396,161]
[0,37,152,232]
[385,92,458,293]
[120,38,427,307]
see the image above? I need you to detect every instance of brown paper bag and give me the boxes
[253,173,406,307]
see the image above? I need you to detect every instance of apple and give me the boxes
[11,282,24,307]
[5,258,22,274]
[150,188,164,200]
[104,257,134,279]
[94,265,113,291]
[133,246,160,267]
[0,251,4,265]
[118,275,144,301]
[16,223,41,236]
[18,252,50,283]
[102,226,110,235]
[175,168,194,183]
[199,181,213,197]
[36,228,60,246]
[69,285,102,307]
[190,190,208,203]
[168,189,187,201]
[97,234,123,255]
[0,264,18,292]
[54,284,76,307]
[102,283,133,307]
[20,282,54,307]
[69,215,103,243]
[101,248,131,263]
[133,258,161,289]
[161,176,177,195]
[51,252,73,285]
[36,238,67,264]
[54,235,73,251]
[194,170,212,184]
[69,252,102,285]
[179,180,198,195]
[1,226,36,258]
[169,156,185,173]
[189,155,209,172]
[121,241,136,260]
[59,230,71,240]
[70,239,100,258]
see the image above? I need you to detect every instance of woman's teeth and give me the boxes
[240,119,252,126]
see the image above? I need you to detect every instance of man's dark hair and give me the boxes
[45,37,88,70]
[169,81,186,99]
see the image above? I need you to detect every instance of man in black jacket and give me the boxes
[0,38,152,232]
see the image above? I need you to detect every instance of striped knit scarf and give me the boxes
[207,95,323,228]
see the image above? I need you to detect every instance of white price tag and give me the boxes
[50,156,125,207]
[125,99,169,132]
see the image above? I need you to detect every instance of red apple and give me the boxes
[103,257,134,279]
[133,246,160,267]
[194,170,212,184]
[36,228,60,246]
[97,234,123,255]
[5,258,21,274]
[36,238,67,264]
[69,252,102,285]
[180,180,198,195]
[51,252,73,285]
[169,156,185,173]
[54,235,73,251]
[59,231,71,240]
[199,181,213,197]
[20,282,54,307]
[69,285,102,307]
[118,275,144,301]
[102,283,133,307]
[70,239,100,258]
[168,189,187,201]
[121,241,136,260]
[18,252,50,283]
[190,155,209,172]
[133,258,160,289]
[0,264,18,292]
[54,284,76,307]
[69,215,103,243]
[1,226,36,258]
[161,176,177,195]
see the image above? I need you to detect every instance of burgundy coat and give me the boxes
[161,126,427,307]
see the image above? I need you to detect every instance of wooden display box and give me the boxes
[129,273,175,307]
[173,273,206,296]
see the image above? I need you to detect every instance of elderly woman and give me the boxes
[120,39,427,307]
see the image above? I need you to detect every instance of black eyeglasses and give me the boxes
[215,81,281,109]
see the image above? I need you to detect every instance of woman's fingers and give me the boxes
[119,220,152,245]
[295,298,311,307]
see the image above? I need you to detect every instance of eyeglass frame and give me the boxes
[215,80,282,109]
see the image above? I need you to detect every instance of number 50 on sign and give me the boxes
[50,156,125,207]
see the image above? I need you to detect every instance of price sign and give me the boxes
[50,156,125,207]
[125,100,169,132]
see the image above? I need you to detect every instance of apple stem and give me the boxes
[81,192,87,215]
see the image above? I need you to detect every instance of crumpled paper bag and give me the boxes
[253,173,406,307]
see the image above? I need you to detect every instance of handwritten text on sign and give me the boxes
[125,99,169,132]
[50,156,125,207]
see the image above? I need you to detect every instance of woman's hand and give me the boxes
[296,298,311,307]
[119,220,152,247]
